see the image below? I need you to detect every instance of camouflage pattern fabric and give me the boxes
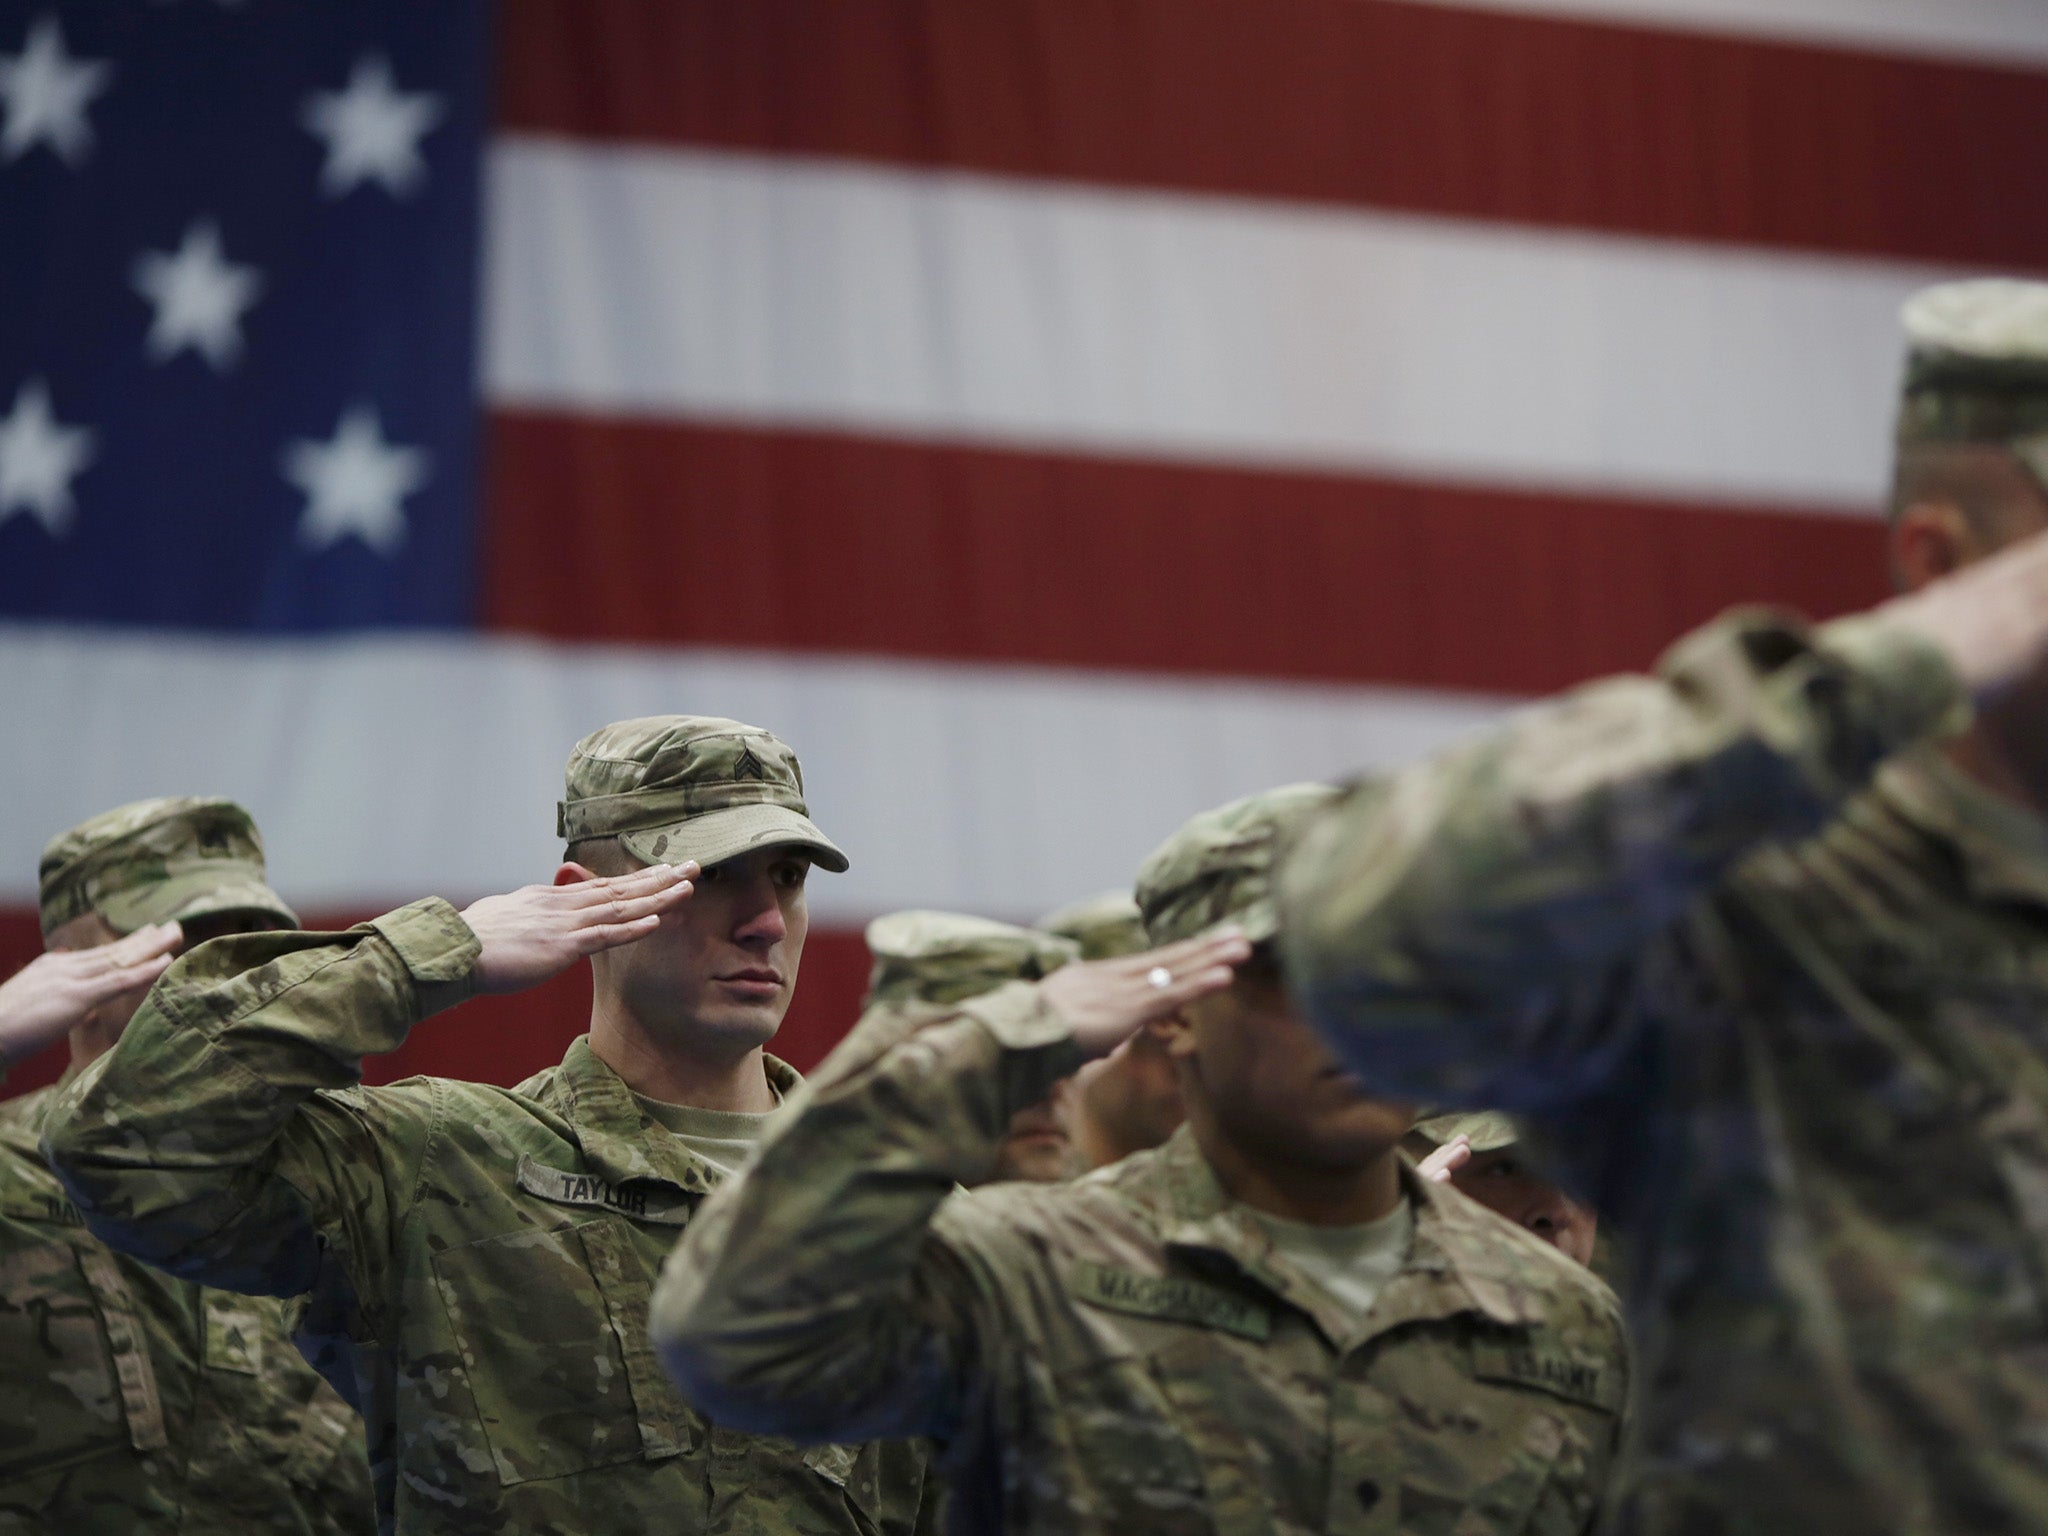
[38,901,933,1536]
[1896,278,2048,491]
[1411,1111,1523,1156]
[1269,605,2048,1533]
[864,910,1078,1007]
[558,715,849,873]
[651,980,1629,1535]
[1135,782,1346,946]
[37,796,297,938]
[0,1085,370,1536]
[1033,892,1148,960]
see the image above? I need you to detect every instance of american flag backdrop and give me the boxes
[4,0,2047,1095]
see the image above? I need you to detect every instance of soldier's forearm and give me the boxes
[39,898,477,1282]
[1277,608,1964,1104]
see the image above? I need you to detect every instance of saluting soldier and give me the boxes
[41,720,934,1535]
[865,910,1082,1183]
[1277,279,2048,1533]
[1037,892,1188,1170]
[654,783,1628,1535]
[1,799,372,1534]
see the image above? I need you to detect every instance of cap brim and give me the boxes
[1411,1111,1520,1154]
[618,804,849,874]
[99,867,300,934]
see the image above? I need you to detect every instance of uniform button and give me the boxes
[1356,1478,1381,1511]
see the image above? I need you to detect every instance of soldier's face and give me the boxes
[594,846,811,1053]
[1060,1027,1185,1170]
[1174,956,1412,1171]
[991,1089,1075,1183]
[1444,1147,1599,1268]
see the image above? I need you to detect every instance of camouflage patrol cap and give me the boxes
[1411,1111,1522,1155]
[1136,783,1339,946]
[1897,279,2048,492]
[1034,891,1147,960]
[864,910,1080,1008]
[558,716,848,874]
[38,797,298,939]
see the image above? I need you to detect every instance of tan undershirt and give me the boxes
[634,1090,781,1179]
[1251,1198,1414,1318]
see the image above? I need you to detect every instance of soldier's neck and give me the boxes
[585,1008,779,1113]
[1195,1120,1404,1227]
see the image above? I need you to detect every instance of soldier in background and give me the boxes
[1277,279,2048,1534]
[653,784,1627,1535]
[866,910,1081,1183]
[1038,892,1187,1171]
[1,798,372,1534]
[1407,1112,1599,1269]
[42,720,934,1535]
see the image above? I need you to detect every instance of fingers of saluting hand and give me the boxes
[1415,1134,1471,1184]
[1124,929,1253,1009]
[74,922,181,1004]
[572,869,696,952]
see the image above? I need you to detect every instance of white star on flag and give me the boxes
[132,220,264,371]
[284,405,430,556]
[0,14,112,165]
[0,379,94,536]
[301,54,444,198]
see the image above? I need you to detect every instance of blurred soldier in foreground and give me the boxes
[1,798,372,1534]
[1038,892,1187,1170]
[1279,279,2048,1534]
[866,910,1080,1182]
[43,721,934,1535]
[1408,1113,1599,1269]
[654,785,1627,1534]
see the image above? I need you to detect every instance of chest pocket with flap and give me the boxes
[430,1214,697,1486]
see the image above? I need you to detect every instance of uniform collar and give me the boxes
[1145,1125,1538,1347]
[1870,751,2048,911]
[538,1035,800,1196]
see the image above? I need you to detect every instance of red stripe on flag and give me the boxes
[482,410,1892,697]
[497,0,2048,271]
[0,911,872,1100]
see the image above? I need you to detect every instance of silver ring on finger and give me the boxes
[1146,966,1173,990]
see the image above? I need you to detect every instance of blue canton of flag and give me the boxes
[0,0,487,631]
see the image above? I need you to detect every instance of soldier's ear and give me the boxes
[554,861,596,888]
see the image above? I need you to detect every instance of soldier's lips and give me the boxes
[716,968,783,998]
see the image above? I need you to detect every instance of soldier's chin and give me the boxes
[675,1000,787,1052]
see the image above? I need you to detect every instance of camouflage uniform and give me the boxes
[1275,283,2048,1534]
[865,910,1079,1008]
[1,798,370,1536]
[653,786,1629,1535]
[1034,892,1148,961]
[42,723,933,1536]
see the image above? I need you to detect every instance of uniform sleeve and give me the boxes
[39,898,480,1329]
[1276,609,1968,1113]
[650,982,1080,1445]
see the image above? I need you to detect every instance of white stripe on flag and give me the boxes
[484,139,1969,516]
[1407,0,2048,67]
[0,626,1510,923]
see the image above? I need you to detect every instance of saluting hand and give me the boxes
[0,922,182,1068]
[462,863,698,994]
[1414,1133,1472,1184]
[1039,928,1250,1059]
